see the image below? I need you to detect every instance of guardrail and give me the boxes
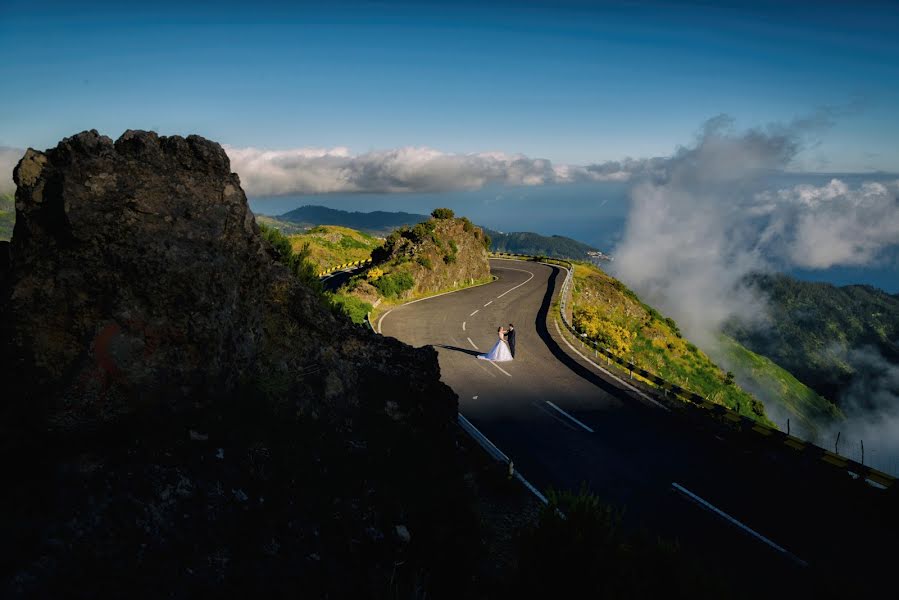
[488,252,897,490]
[318,257,373,278]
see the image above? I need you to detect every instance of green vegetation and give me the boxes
[726,272,899,404]
[0,192,14,240]
[372,271,415,298]
[515,488,726,598]
[276,204,428,236]
[279,224,381,273]
[254,215,311,235]
[570,263,769,421]
[328,293,373,325]
[431,207,454,219]
[258,224,322,293]
[720,336,844,438]
[487,228,600,260]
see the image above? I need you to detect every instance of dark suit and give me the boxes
[507,328,516,357]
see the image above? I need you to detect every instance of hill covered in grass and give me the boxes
[487,228,601,260]
[283,224,382,272]
[726,273,899,404]
[569,263,769,422]
[278,204,428,235]
[0,192,13,240]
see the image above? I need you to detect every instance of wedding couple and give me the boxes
[477,324,516,362]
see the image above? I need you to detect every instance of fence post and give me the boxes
[835,431,841,454]
[861,440,864,466]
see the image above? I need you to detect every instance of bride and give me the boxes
[478,326,514,362]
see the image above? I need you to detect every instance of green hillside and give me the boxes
[726,273,899,404]
[720,336,843,439]
[570,262,770,422]
[283,225,382,273]
[487,228,603,260]
[0,192,14,240]
[255,214,312,235]
[278,204,428,235]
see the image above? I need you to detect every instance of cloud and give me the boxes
[0,147,23,195]
[225,145,563,195]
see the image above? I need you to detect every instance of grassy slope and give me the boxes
[570,263,770,422]
[720,336,843,438]
[254,215,312,236]
[0,192,14,241]
[284,225,382,272]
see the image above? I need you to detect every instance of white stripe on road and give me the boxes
[467,337,478,350]
[488,361,512,377]
[672,483,808,567]
[553,319,669,412]
[484,300,493,306]
[494,266,536,299]
[470,309,479,316]
[545,401,594,433]
[376,309,394,334]
[462,321,466,331]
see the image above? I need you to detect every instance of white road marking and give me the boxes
[470,309,479,316]
[493,265,536,299]
[484,300,493,306]
[671,482,808,567]
[545,401,594,433]
[462,321,466,331]
[553,319,670,412]
[376,309,394,334]
[467,337,479,350]
[472,396,478,399]
[377,278,498,333]
[488,361,512,377]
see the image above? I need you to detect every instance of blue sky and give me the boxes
[1,0,898,171]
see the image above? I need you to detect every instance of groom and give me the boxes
[507,323,516,358]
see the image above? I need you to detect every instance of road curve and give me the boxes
[380,258,893,593]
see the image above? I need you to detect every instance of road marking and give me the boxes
[484,301,493,306]
[377,309,394,334]
[553,319,669,412]
[470,309,479,316]
[377,278,499,333]
[467,337,478,350]
[488,361,512,377]
[472,396,478,399]
[462,321,466,331]
[545,401,594,432]
[494,266,536,299]
[671,482,808,567]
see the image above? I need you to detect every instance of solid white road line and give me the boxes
[470,309,479,316]
[545,401,594,433]
[462,321,466,331]
[493,266,536,299]
[467,337,478,350]
[671,482,808,567]
[376,309,394,334]
[553,319,670,412]
[484,300,493,306]
[378,278,499,333]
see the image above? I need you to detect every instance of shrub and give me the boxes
[460,217,473,232]
[259,224,321,293]
[366,267,384,281]
[573,307,632,355]
[431,207,454,219]
[417,256,433,270]
[483,233,492,250]
[448,239,458,254]
[443,253,457,265]
[329,293,373,325]
[373,271,415,298]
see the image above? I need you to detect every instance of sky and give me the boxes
[2,0,899,172]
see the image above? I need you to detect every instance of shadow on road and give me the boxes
[435,344,481,357]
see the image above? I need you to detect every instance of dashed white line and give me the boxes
[671,482,808,567]
[467,337,479,350]
[492,265,536,299]
[553,319,669,412]
[484,301,493,307]
[488,361,512,377]
[545,401,594,433]
[470,309,479,316]
[462,321,466,331]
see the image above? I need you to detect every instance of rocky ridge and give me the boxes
[0,130,474,597]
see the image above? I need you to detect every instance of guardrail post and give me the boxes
[508,460,515,479]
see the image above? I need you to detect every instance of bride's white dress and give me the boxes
[478,336,514,362]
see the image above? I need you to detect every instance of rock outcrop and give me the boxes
[0,131,474,597]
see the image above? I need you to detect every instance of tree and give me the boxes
[431,207,455,219]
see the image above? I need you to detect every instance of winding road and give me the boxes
[379,258,893,593]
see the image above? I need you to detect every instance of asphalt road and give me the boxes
[320,265,365,292]
[380,258,894,593]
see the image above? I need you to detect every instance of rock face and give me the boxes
[0,131,473,597]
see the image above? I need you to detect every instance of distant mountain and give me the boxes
[725,273,899,404]
[277,205,428,235]
[486,228,601,260]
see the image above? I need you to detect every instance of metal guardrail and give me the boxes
[489,252,897,490]
[318,257,373,278]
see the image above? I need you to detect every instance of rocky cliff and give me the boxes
[0,131,475,597]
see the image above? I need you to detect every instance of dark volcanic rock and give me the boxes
[1,131,473,598]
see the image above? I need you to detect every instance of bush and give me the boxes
[366,267,384,281]
[443,253,457,265]
[259,224,321,293]
[483,233,492,250]
[431,207,454,219]
[417,256,433,270]
[373,271,415,298]
[460,217,473,232]
[448,239,458,254]
[329,293,373,325]
[573,307,632,355]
